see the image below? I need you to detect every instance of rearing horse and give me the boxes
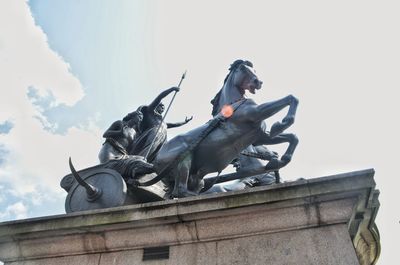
[149,60,298,198]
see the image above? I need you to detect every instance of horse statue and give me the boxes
[137,59,299,198]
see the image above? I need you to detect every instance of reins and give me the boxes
[135,99,247,187]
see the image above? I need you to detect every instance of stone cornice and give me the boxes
[0,168,380,264]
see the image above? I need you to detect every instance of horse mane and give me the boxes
[210,59,253,116]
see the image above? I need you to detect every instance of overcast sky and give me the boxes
[0,1,399,264]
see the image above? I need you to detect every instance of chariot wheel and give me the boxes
[65,167,127,213]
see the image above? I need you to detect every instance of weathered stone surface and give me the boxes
[7,254,100,265]
[99,242,217,265]
[0,168,380,265]
[215,225,359,265]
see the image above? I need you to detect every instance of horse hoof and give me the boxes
[180,190,197,197]
[171,189,197,198]
[282,115,295,125]
[281,154,292,163]
[270,122,283,137]
[265,158,281,170]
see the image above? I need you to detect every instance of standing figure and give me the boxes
[129,87,192,162]
[98,110,143,163]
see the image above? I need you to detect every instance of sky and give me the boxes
[0,0,399,264]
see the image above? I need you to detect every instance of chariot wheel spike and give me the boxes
[69,157,102,202]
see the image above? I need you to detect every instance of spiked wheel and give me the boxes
[65,168,126,213]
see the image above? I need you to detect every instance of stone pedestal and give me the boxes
[0,169,380,265]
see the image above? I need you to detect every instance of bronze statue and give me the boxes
[62,59,299,212]
[128,87,192,161]
[98,110,143,163]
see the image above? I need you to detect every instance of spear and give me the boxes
[144,71,187,160]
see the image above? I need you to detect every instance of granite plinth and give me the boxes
[0,169,380,265]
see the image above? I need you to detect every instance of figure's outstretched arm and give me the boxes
[148,87,180,111]
[167,116,193,129]
[103,121,123,138]
[253,145,279,161]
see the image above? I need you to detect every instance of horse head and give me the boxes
[230,60,262,95]
[211,59,263,116]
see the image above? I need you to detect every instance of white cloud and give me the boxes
[0,1,84,110]
[0,1,102,214]
[0,185,4,204]
[0,201,27,220]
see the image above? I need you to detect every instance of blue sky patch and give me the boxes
[27,86,90,134]
[27,86,56,110]
[0,145,9,166]
[0,120,13,134]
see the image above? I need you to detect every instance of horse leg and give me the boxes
[270,97,298,137]
[253,95,298,137]
[254,132,299,166]
[171,155,197,198]
[188,170,206,194]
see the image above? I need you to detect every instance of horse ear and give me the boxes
[244,60,253,68]
[229,60,245,71]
